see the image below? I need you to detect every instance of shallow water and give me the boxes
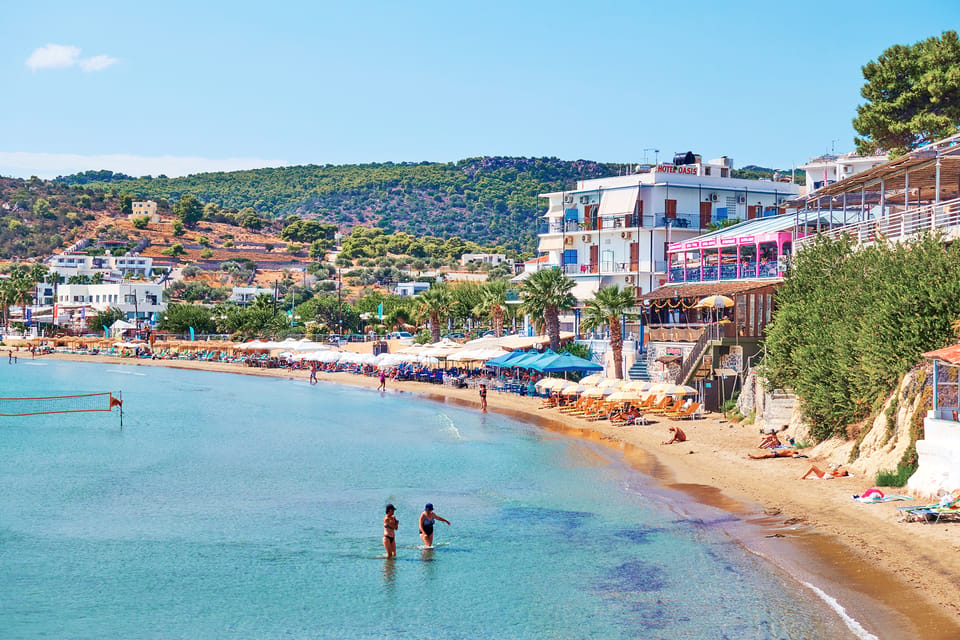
[0,361,861,638]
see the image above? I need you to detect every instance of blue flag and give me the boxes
[378,302,383,320]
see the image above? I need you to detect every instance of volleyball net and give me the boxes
[0,392,122,417]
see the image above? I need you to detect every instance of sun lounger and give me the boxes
[665,402,701,420]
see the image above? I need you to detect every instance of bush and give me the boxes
[875,462,918,487]
[200,248,213,259]
[131,215,150,229]
[162,243,185,257]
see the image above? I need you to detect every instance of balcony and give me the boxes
[537,220,582,234]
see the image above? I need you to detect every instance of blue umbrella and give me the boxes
[486,349,528,367]
[510,349,556,369]
[539,352,603,373]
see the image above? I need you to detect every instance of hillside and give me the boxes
[73,157,618,251]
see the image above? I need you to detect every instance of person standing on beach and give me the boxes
[378,370,386,391]
[479,383,487,411]
[418,503,450,547]
[383,504,398,557]
[309,362,318,385]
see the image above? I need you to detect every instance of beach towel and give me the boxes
[853,494,912,503]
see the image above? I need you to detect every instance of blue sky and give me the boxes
[1,0,957,178]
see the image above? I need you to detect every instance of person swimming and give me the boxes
[418,503,450,547]
[383,504,398,557]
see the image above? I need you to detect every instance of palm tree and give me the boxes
[416,284,453,343]
[0,280,14,328]
[580,285,638,379]
[520,267,576,351]
[475,281,507,336]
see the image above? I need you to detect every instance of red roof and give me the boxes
[922,344,960,366]
[524,255,549,264]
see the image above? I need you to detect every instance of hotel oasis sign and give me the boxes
[656,163,700,176]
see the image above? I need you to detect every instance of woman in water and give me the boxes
[418,503,450,547]
[383,504,398,557]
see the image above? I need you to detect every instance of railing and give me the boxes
[667,260,780,283]
[657,213,699,229]
[795,198,960,249]
[676,326,714,386]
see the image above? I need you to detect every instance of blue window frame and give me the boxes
[563,249,578,265]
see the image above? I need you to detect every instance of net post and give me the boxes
[118,391,123,430]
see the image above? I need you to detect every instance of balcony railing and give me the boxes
[539,213,708,234]
[668,260,782,283]
[795,197,960,249]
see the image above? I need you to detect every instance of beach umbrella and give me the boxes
[596,378,623,390]
[579,374,605,386]
[485,349,527,367]
[624,380,653,393]
[606,390,641,403]
[694,295,735,309]
[535,377,565,390]
[560,384,586,396]
[582,386,610,398]
[537,352,604,374]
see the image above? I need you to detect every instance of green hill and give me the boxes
[73,157,618,251]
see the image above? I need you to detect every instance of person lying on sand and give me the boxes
[662,426,686,444]
[758,432,782,449]
[747,449,801,459]
[800,464,849,479]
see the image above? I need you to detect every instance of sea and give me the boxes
[0,359,871,639]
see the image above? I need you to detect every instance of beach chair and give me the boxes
[649,397,681,415]
[666,402,701,420]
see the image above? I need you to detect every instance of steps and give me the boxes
[765,389,797,428]
[628,356,650,381]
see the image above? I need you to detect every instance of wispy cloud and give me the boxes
[26,44,118,72]
[0,152,288,180]
[78,54,119,73]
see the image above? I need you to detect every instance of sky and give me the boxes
[1,0,957,179]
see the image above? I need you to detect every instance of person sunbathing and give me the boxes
[800,464,849,479]
[758,433,781,449]
[747,449,800,459]
[662,426,686,444]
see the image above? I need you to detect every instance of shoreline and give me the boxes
[35,352,960,638]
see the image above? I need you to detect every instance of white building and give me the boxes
[130,200,160,222]
[800,152,888,193]
[55,282,165,328]
[228,286,275,304]
[394,281,431,297]
[460,253,508,266]
[536,153,802,307]
[46,253,154,282]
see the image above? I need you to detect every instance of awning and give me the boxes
[638,279,779,302]
[598,186,639,217]
[538,236,565,251]
[923,344,960,366]
[570,279,600,303]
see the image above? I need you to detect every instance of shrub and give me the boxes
[875,462,918,487]
[200,248,213,259]
[131,215,150,229]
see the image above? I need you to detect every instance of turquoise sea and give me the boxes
[0,360,864,639]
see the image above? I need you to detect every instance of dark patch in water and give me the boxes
[499,506,592,533]
[614,525,662,544]
[596,560,667,593]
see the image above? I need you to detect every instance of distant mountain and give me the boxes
[78,157,619,251]
[732,165,806,185]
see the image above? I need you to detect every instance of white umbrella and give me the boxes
[236,340,270,351]
[624,380,653,393]
[596,379,623,390]
[560,384,586,396]
[536,378,564,390]
[583,386,611,397]
[580,374,605,386]
[606,390,641,403]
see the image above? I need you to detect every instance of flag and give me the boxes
[378,302,384,320]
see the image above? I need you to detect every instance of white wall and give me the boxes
[907,413,960,499]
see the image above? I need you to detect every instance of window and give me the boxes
[563,249,578,265]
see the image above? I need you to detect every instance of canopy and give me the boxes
[510,349,557,369]
[538,352,603,373]
[110,319,137,330]
[485,350,529,367]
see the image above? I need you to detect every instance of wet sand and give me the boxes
[36,352,960,638]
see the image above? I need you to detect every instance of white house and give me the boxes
[394,281,431,297]
[46,253,154,282]
[228,286,275,304]
[55,282,166,328]
[536,153,802,306]
[460,253,508,266]
[800,151,888,193]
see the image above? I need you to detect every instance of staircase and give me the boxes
[628,356,650,381]
[765,389,798,429]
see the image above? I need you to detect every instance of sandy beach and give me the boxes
[34,352,960,638]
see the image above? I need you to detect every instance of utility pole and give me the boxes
[337,268,343,337]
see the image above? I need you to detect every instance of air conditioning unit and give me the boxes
[625,275,635,284]
[564,236,574,246]
[563,194,575,204]
[709,193,719,202]
[620,231,631,240]
[737,195,746,204]
[579,196,590,204]
[581,234,590,242]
